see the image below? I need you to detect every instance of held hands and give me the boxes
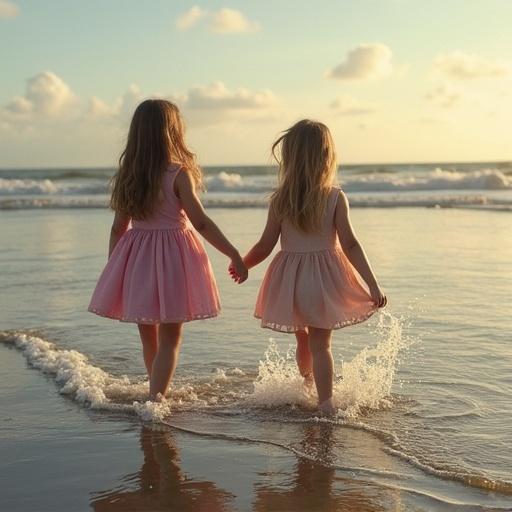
[228,253,248,284]
[370,284,387,308]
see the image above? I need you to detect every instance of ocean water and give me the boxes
[1,163,512,511]
[1,161,512,211]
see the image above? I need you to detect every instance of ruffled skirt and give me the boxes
[255,248,377,332]
[88,228,220,324]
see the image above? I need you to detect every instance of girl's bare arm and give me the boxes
[176,169,247,283]
[109,212,131,257]
[335,191,387,307]
[242,209,281,269]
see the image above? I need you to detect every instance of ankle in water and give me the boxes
[149,392,165,403]
[318,397,336,416]
[303,373,314,386]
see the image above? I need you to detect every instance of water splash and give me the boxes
[247,311,411,418]
[335,311,408,417]
[0,313,409,422]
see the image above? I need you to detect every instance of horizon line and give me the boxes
[1,158,511,171]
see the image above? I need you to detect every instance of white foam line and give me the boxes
[158,418,408,481]
[381,445,512,495]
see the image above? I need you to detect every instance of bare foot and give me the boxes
[318,397,336,416]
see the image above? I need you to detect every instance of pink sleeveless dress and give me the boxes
[255,187,377,332]
[88,165,220,324]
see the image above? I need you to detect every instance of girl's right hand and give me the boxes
[370,285,387,308]
[228,255,248,284]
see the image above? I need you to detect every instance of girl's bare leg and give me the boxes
[308,327,335,414]
[137,324,158,378]
[295,329,313,382]
[149,322,183,400]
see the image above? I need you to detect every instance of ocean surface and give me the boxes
[1,162,511,511]
[1,161,512,211]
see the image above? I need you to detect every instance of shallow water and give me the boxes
[1,207,511,511]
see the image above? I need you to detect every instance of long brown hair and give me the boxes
[110,99,202,219]
[270,119,337,232]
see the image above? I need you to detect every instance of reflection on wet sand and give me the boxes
[90,422,405,512]
[90,426,235,512]
[254,423,401,512]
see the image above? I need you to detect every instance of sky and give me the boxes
[1,0,511,167]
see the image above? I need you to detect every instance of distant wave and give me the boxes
[205,168,512,193]
[1,168,511,198]
[343,168,511,192]
[0,178,109,196]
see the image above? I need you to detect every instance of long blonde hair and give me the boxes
[110,99,202,219]
[270,119,337,232]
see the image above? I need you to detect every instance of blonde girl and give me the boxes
[237,119,386,415]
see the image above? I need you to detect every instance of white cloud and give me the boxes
[175,6,207,31]
[0,0,19,18]
[1,72,280,142]
[210,8,259,33]
[330,94,375,115]
[86,97,116,118]
[86,84,143,122]
[5,96,32,115]
[425,84,462,108]
[184,81,275,110]
[3,71,76,120]
[175,6,259,34]
[118,84,144,119]
[176,82,278,126]
[82,81,278,127]
[25,72,75,114]
[433,51,511,79]
[326,43,393,81]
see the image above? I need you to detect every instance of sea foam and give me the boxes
[0,311,409,422]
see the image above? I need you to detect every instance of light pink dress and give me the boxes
[255,187,377,332]
[88,165,220,324]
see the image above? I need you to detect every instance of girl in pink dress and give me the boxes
[89,99,247,401]
[238,119,386,415]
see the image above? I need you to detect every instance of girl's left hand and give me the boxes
[370,285,387,308]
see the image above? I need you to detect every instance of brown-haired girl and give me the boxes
[238,119,386,415]
[89,99,247,401]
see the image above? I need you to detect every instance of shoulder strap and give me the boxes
[328,186,340,217]
[165,164,184,198]
[166,163,182,173]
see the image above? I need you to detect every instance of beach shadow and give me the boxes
[89,426,235,512]
[253,423,399,512]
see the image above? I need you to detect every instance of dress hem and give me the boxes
[254,307,378,333]
[88,307,220,325]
